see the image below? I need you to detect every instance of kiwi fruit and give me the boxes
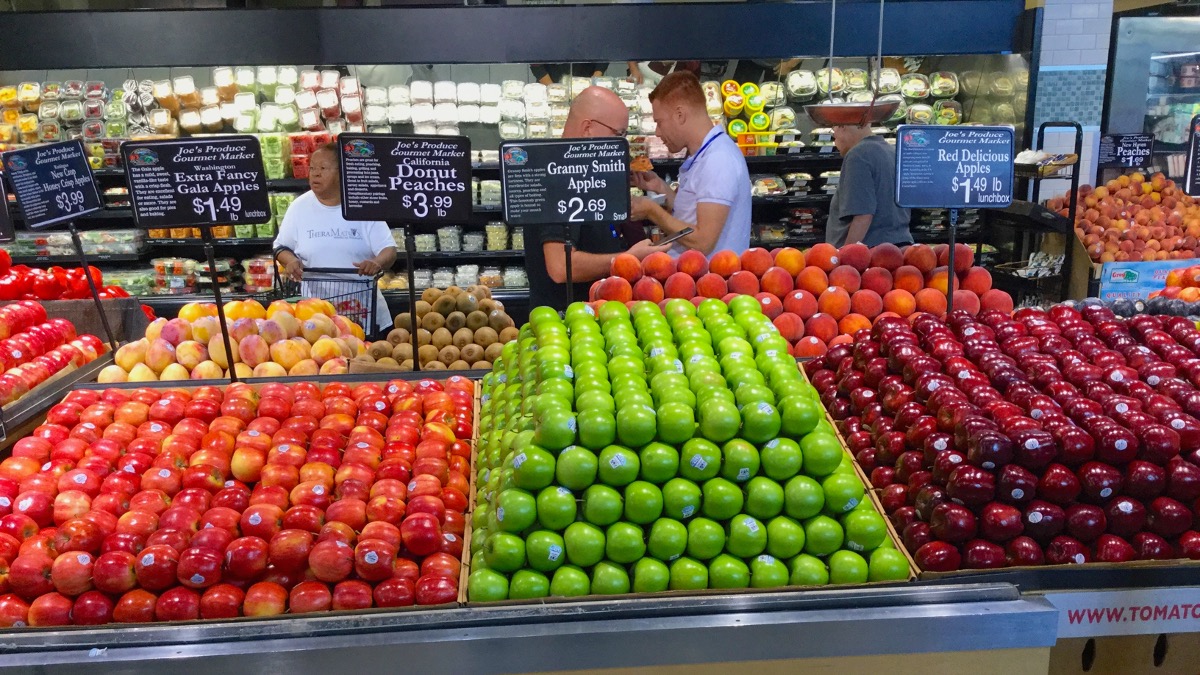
[449,360,470,370]
[392,343,414,362]
[484,342,504,363]
[474,360,492,370]
[421,311,446,331]
[469,285,492,299]
[393,313,413,331]
[456,293,480,315]
[386,328,409,345]
[445,311,467,333]
[353,354,375,363]
[488,310,515,332]
[498,326,520,344]
[416,328,432,347]
[425,361,448,371]
[431,327,453,348]
[376,357,400,368]
[478,298,497,314]
[461,344,484,364]
[438,345,460,364]
[368,342,392,360]
[432,295,457,317]
[493,300,505,313]
[444,286,463,298]
[414,300,432,318]
[474,326,499,347]
[400,359,414,371]
[421,287,443,303]
[466,310,489,331]
[417,344,439,365]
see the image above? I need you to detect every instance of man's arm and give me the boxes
[633,200,729,255]
[841,214,874,246]
[543,242,618,284]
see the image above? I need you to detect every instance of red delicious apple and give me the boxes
[914,541,962,572]
[930,502,977,543]
[979,502,1024,543]
[1005,536,1045,566]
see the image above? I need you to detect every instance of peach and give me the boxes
[902,245,937,274]
[160,318,193,347]
[632,277,665,303]
[952,290,981,316]
[696,273,728,299]
[882,289,916,316]
[849,290,883,319]
[289,360,320,377]
[961,267,992,295]
[267,300,295,319]
[893,265,924,294]
[98,365,129,384]
[827,265,861,294]
[310,337,342,365]
[869,243,904,271]
[760,267,794,297]
[160,363,190,381]
[258,319,287,345]
[319,358,348,375]
[839,313,871,336]
[728,270,760,295]
[642,252,676,282]
[127,363,158,382]
[772,247,805,276]
[756,293,784,319]
[229,317,259,342]
[190,316,221,344]
[270,339,311,371]
[772,313,805,341]
[589,281,601,302]
[610,253,644,283]
[229,363,253,379]
[925,267,960,295]
[937,243,975,273]
[664,272,696,299]
[208,335,238,369]
[191,361,225,380]
[331,315,360,339]
[980,289,1014,314]
[838,243,871,272]
[783,290,818,319]
[740,248,774,277]
[829,334,853,347]
[804,313,839,344]
[145,338,178,374]
[709,250,741,278]
[144,318,168,343]
[677,250,709,279]
[914,288,948,316]
[805,243,840,272]
[597,276,633,303]
[115,339,149,372]
[175,340,209,370]
[792,336,828,358]
[861,268,893,296]
[795,267,828,296]
[817,287,851,320]
[253,363,289,378]
[238,335,271,368]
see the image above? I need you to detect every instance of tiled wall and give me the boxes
[1040,0,1114,67]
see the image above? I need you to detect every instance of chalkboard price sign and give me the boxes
[1185,117,1200,198]
[121,136,272,229]
[1,139,102,229]
[338,134,472,223]
[1098,133,1154,169]
[499,138,631,226]
[895,125,1014,209]
[0,174,13,243]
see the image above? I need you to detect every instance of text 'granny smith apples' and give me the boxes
[468,298,908,602]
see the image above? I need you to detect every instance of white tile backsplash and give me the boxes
[1068,33,1097,50]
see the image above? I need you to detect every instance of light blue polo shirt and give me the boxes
[669,125,752,257]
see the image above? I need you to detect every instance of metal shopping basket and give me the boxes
[250,266,383,333]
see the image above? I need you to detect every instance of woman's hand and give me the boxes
[284,258,304,281]
[356,259,383,276]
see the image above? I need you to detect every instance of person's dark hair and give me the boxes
[649,71,707,110]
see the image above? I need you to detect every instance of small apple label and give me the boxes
[1115,403,1128,413]
[757,555,775,564]
[1072,553,1085,564]
[1100,487,1113,498]
[248,430,260,437]
[743,517,759,533]
[1111,371,1125,382]
[1028,511,1043,524]
[737,468,751,481]
[949,454,962,465]
[566,417,577,432]
[41,462,51,471]
[191,574,206,585]
[0,497,10,508]
[928,381,941,392]
[77,554,91,564]
[364,551,379,564]
[1148,376,1161,386]
[934,438,947,451]
[1118,501,1134,514]
[150,423,163,433]
[830,256,839,265]
[563,365,574,379]
[1115,439,1128,451]
[1172,419,1186,430]
[547,545,562,561]
[650,347,665,358]
[689,355,704,365]
[313,485,325,495]
[496,507,505,522]
[158,469,171,478]
[248,513,262,525]
[609,455,626,469]
[1011,488,1024,500]
[681,505,696,518]
[82,422,94,430]
[557,487,571,497]
[356,442,369,449]
[1024,439,1039,450]
[123,466,135,474]
[982,461,995,470]
[964,328,976,337]
[375,401,386,411]
[1031,409,1043,419]
[689,455,708,471]
[141,553,155,566]
[17,497,31,511]
[512,453,526,469]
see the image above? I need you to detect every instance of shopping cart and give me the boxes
[251,266,383,334]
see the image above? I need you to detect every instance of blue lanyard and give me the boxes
[681,130,722,172]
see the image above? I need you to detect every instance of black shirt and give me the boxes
[527,223,626,312]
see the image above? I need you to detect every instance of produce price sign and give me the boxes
[338,134,472,223]
[1044,587,1200,638]
[895,125,1014,209]
[499,138,631,226]
[1,139,101,229]
[1098,133,1154,169]
[1185,116,1200,197]
[0,174,13,242]
[121,136,272,229]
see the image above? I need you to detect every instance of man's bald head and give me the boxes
[563,86,629,138]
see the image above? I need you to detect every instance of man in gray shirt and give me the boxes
[826,123,913,247]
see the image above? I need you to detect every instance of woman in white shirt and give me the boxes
[273,143,397,333]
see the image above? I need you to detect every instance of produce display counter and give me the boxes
[0,582,1055,675]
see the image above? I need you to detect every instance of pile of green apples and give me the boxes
[467,296,910,601]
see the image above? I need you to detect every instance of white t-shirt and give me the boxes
[274,191,395,332]
[669,125,752,258]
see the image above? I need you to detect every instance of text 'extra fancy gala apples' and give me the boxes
[595,245,1011,362]
[468,297,911,603]
[0,376,477,626]
[807,301,1200,572]
[100,299,371,383]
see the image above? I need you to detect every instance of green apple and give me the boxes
[800,432,844,478]
[556,446,599,491]
[616,406,657,448]
[536,486,578,531]
[749,554,790,589]
[624,481,664,524]
[828,550,869,584]
[573,362,608,383]
[701,478,744,521]
[744,477,784,520]
[720,439,760,483]
[708,553,750,589]
[538,377,574,400]
[779,395,821,437]
[550,565,592,596]
[496,489,538,533]
[597,445,640,486]
[689,370,727,393]
[639,442,680,484]
[784,475,825,520]
[632,558,671,593]
[577,408,617,450]
[512,446,556,491]
[647,518,688,561]
[582,484,624,526]
[666,298,698,318]
[656,402,696,445]
[534,409,577,451]
[679,438,722,481]
[765,516,806,559]
[654,386,696,409]
[591,561,631,595]
[484,532,526,573]
[669,557,709,590]
[725,514,767,558]
[650,371,689,392]
[740,401,782,444]
[467,568,510,602]
[471,549,488,571]
[525,530,567,573]
[803,515,844,556]
[662,478,703,520]
[788,554,829,586]
[821,473,866,515]
[509,569,551,599]
[698,398,740,443]
[606,522,647,564]
[868,548,912,582]
[576,390,615,413]
[686,517,726,560]
[563,521,606,567]
[760,438,803,481]
[615,390,654,412]
[843,509,888,552]
[734,383,775,408]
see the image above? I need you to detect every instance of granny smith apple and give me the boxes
[632,558,671,593]
[623,481,664,524]
[577,408,617,450]
[842,508,888,552]
[804,515,844,556]
[563,521,606,567]
[744,476,785,520]
[576,390,615,413]
[701,478,744,521]
[512,446,556,491]
[788,553,829,586]
[597,445,640,486]
[496,489,538,533]
[708,554,750,589]
[686,517,725,560]
[662,478,703,520]
[509,569,551,599]
[829,550,869,584]
[765,516,806,559]
[779,395,821,437]
[556,446,598,491]
[749,554,790,588]
[582,484,624,526]
[698,398,740,443]
[720,439,761,483]
[822,473,866,515]
[669,557,709,590]
[726,514,768,558]
[654,386,696,409]
[534,409,577,451]
[800,432,844,478]
[550,565,591,596]
[606,522,647,564]
[536,486,577,531]
[468,568,510,602]
[740,401,782,444]
[591,561,631,595]
[617,407,658,448]
[484,532,526,572]
[656,402,696,444]
[679,438,722,481]
[525,530,567,573]
[639,442,681,484]
[760,437,803,481]
[647,518,688,561]
[868,548,911,582]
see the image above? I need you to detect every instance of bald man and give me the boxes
[527,86,666,311]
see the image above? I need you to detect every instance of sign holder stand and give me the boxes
[563,226,576,305]
[945,209,959,315]
[1185,115,1200,197]
[66,222,120,355]
[401,225,422,373]
[199,226,240,383]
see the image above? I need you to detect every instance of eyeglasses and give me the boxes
[587,118,628,137]
[309,165,337,175]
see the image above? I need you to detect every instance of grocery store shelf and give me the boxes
[401,250,525,262]
[11,207,133,221]
[149,238,276,247]
[753,193,833,206]
[10,252,146,264]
